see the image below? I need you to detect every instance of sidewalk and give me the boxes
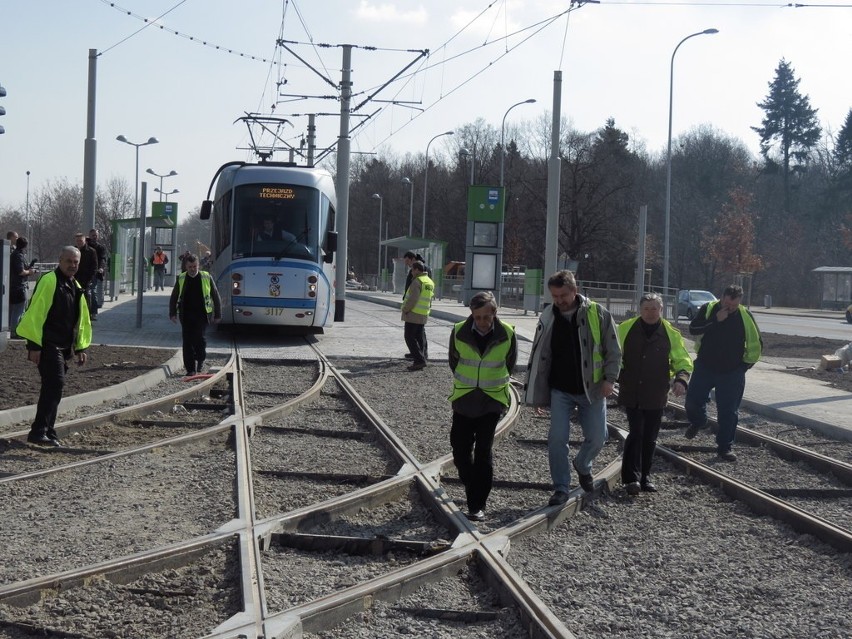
[349,290,852,442]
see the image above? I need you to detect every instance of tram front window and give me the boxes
[232,184,319,261]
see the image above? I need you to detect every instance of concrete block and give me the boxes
[820,355,842,370]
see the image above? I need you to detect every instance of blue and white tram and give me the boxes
[200,161,338,329]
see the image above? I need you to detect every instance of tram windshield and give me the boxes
[232,184,319,261]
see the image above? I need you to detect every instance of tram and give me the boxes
[200,161,338,329]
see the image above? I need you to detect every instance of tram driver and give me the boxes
[256,216,298,244]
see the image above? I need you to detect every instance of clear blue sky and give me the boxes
[1,1,850,221]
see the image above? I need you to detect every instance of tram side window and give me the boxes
[320,194,336,258]
[212,190,231,258]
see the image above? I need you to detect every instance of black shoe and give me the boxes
[90,316,98,322]
[573,460,594,493]
[625,481,641,496]
[548,490,569,506]
[403,353,414,359]
[717,450,737,462]
[185,370,196,376]
[641,480,658,493]
[684,424,700,439]
[407,362,426,371]
[27,434,59,447]
[467,510,485,522]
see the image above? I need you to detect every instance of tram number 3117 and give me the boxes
[264,307,284,317]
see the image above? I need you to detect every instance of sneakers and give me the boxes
[407,362,426,371]
[548,490,569,506]
[717,450,737,462]
[684,424,700,439]
[467,510,486,522]
[573,459,594,493]
[625,481,641,496]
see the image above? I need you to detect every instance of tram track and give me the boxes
[0,335,850,638]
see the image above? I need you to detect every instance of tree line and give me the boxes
[3,59,850,307]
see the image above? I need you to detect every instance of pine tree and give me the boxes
[834,109,852,172]
[752,59,821,211]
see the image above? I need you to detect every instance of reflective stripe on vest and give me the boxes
[694,301,762,364]
[404,274,434,316]
[177,271,214,314]
[448,321,514,406]
[586,301,604,383]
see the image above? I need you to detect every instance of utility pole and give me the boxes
[82,49,98,232]
[334,45,353,322]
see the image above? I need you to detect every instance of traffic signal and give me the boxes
[0,83,6,134]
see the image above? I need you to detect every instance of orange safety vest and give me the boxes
[152,252,167,266]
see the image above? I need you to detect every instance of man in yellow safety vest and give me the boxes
[169,253,222,376]
[400,261,434,371]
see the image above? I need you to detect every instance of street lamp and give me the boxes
[146,168,178,201]
[154,187,179,202]
[372,193,383,289]
[500,99,536,186]
[421,130,454,238]
[663,28,718,299]
[117,135,159,219]
[25,170,30,240]
[401,176,414,236]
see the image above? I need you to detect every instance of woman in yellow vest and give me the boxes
[617,293,692,494]
[448,291,517,522]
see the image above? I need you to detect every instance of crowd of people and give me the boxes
[9,234,762,525]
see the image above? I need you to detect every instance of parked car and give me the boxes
[676,289,717,319]
[345,279,368,291]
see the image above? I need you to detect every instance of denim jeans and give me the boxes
[685,359,746,454]
[548,388,608,492]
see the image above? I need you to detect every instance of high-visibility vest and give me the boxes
[176,271,215,315]
[152,252,167,265]
[586,301,604,383]
[404,274,434,316]
[448,321,514,406]
[694,301,762,364]
[16,271,92,351]
[617,316,693,378]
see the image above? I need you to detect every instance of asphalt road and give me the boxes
[750,312,851,341]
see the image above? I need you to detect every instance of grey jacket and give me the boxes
[524,295,622,406]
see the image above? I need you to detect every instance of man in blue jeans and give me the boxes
[685,284,762,461]
[524,270,622,506]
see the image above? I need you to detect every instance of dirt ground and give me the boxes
[0,340,176,411]
[0,333,849,411]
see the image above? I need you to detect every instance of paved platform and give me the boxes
[28,287,851,442]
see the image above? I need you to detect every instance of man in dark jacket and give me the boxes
[169,254,222,376]
[74,232,98,315]
[9,236,37,338]
[448,291,517,522]
[685,284,762,461]
[86,228,107,320]
[16,246,91,446]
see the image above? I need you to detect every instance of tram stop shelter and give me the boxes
[380,236,446,297]
[812,266,852,310]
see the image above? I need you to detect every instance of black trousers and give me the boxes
[450,411,500,512]
[30,344,70,439]
[621,407,663,484]
[181,315,209,373]
[403,322,427,364]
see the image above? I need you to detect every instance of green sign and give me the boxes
[466,186,504,222]
[152,202,178,226]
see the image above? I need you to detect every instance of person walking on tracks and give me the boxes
[169,253,222,376]
[400,260,434,371]
[524,270,621,505]
[684,284,762,462]
[617,293,692,494]
[16,246,91,447]
[448,291,517,522]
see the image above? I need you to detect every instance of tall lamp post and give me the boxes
[117,135,158,327]
[154,187,179,202]
[500,99,536,187]
[25,170,30,240]
[663,28,718,300]
[372,193,383,289]
[421,131,454,238]
[459,148,475,186]
[401,177,414,236]
[146,168,177,201]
